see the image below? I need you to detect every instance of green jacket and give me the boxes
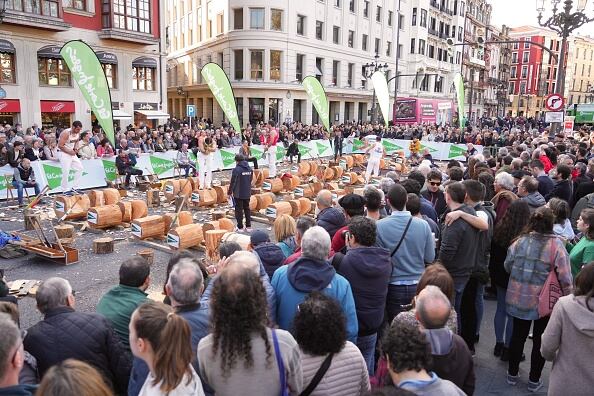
[567,236,594,278]
[96,285,147,350]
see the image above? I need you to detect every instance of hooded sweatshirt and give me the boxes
[253,242,287,279]
[0,384,37,396]
[521,191,546,213]
[229,160,253,199]
[541,295,594,396]
[337,246,391,336]
[438,204,480,280]
[316,207,346,238]
[271,257,358,342]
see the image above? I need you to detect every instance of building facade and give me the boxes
[568,35,594,106]
[0,0,168,130]
[166,0,405,127]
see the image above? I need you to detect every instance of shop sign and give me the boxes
[134,102,158,111]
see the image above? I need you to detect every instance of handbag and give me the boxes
[272,329,290,396]
[299,353,334,396]
[538,244,563,318]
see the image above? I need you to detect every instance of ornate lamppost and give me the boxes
[363,52,389,124]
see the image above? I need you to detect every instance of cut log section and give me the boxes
[308,162,319,176]
[131,215,166,240]
[92,237,114,254]
[352,154,365,166]
[339,156,354,169]
[178,211,193,226]
[212,211,226,221]
[298,197,313,216]
[297,162,310,177]
[137,248,154,265]
[331,166,344,179]
[256,192,275,210]
[163,180,180,201]
[341,172,359,185]
[282,175,301,191]
[322,167,335,181]
[54,194,91,221]
[177,179,193,197]
[310,181,323,194]
[174,196,188,212]
[212,185,229,204]
[87,190,105,207]
[221,232,251,251]
[118,201,133,223]
[188,177,200,191]
[146,189,161,208]
[161,213,175,234]
[24,211,40,231]
[326,182,340,191]
[54,224,74,239]
[167,224,203,250]
[103,188,121,205]
[249,195,258,211]
[131,200,148,220]
[202,221,220,233]
[262,178,283,193]
[87,204,123,229]
[218,218,235,232]
[265,201,292,220]
[191,189,217,207]
[293,184,314,199]
[252,169,268,187]
[205,229,228,259]
[288,200,301,217]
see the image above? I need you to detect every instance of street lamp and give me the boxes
[363,52,389,124]
[537,0,594,131]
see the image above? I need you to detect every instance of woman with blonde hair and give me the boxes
[130,301,205,395]
[274,214,297,258]
[36,359,113,396]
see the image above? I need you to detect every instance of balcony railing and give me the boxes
[430,0,440,9]
[428,28,439,37]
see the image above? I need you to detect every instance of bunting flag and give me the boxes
[371,71,390,127]
[302,76,330,131]
[452,72,466,129]
[201,63,241,133]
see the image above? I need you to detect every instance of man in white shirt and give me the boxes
[57,120,84,195]
[365,136,385,183]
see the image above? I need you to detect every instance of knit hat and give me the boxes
[250,229,270,246]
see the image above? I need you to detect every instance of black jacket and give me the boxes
[316,207,346,238]
[254,243,286,279]
[115,154,136,174]
[545,179,572,202]
[537,175,554,198]
[422,189,447,218]
[438,204,480,280]
[7,148,23,167]
[229,160,253,200]
[24,307,131,394]
[24,147,43,161]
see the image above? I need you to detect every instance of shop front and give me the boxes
[40,100,75,129]
[133,102,169,128]
[0,99,21,125]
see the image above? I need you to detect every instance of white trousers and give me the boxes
[267,148,277,177]
[197,152,213,188]
[365,158,381,182]
[59,151,83,191]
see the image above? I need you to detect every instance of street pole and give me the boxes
[468,68,474,126]
[393,0,402,120]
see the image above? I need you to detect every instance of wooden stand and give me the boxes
[137,248,155,265]
[24,211,40,231]
[54,224,74,239]
[93,237,114,254]
[191,189,217,207]
[146,189,161,208]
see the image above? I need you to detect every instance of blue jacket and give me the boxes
[420,197,438,223]
[0,385,36,396]
[229,160,253,199]
[271,257,358,343]
[376,211,436,283]
[254,243,287,279]
[337,246,391,336]
[316,207,346,238]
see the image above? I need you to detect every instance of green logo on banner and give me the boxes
[220,150,236,168]
[316,142,329,155]
[42,164,88,190]
[251,147,263,159]
[102,159,117,181]
[298,144,312,158]
[420,144,438,153]
[150,156,175,175]
[276,146,285,161]
[382,140,403,153]
[353,139,365,151]
[188,151,197,161]
[448,145,467,158]
[302,76,330,131]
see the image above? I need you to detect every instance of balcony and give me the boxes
[440,6,454,16]
[99,28,159,45]
[428,28,439,37]
[2,8,71,31]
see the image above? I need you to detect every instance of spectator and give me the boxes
[491,172,518,224]
[239,140,258,169]
[0,314,36,396]
[377,184,435,323]
[422,169,447,218]
[284,216,317,265]
[546,164,573,202]
[130,301,205,395]
[293,292,370,395]
[115,149,143,189]
[77,131,98,160]
[229,154,253,232]
[529,159,554,198]
[12,158,40,207]
[504,207,573,392]
[315,190,346,238]
[0,302,37,384]
[406,193,440,241]
[7,141,24,167]
[567,208,594,277]
[97,139,115,157]
[176,143,196,177]
[517,176,545,213]
[381,322,465,396]
[24,277,131,394]
[274,214,297,258]
[286,139,301,164]
[541,262,594,396]
[250,229,286,279]
[36,359,113,396]
[198,264,303,395]
[364,185,385,220]
[96,257,150,350]
[549,197,575,240]
[24,138,43,161]
[42,136,59,161]
[415,286,475,395]
[331,193,367,254]
[272,226,358,342]
[333,217,391,374]
[404,172,438,223]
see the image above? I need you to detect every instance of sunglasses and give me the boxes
[429,181,441,186]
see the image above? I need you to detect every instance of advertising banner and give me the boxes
[394,99,417,123]
[453,73,466,129]
[201,63,241,133]
[302,76,330,131]
[371,71,390,127]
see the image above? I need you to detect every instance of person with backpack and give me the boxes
[249,230,286,280]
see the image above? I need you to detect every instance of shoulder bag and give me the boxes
[299,353,334,396]
[538,241,563,318]
[272,329,290,396]
[390,217,414,257]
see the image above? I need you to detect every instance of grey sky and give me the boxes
[490,0,594,37]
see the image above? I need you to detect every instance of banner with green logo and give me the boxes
[302,76,330,132]
[149,155,176,176]
[102,159,117,182]
[315,141,331,157]
[371,71,390,127]
[201,63,241,133]
[382,140,404,153]
[60,41,115,146]
[220,149,238,168]
[448,145,468,159]
[453,72,465,129]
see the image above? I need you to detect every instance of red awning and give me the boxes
[0,99,21,113]
[40,100,75,113]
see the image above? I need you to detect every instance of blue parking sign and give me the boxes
[187,105,196,117]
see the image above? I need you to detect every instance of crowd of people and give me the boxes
[2,116,594,395]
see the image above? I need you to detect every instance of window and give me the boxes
[233,8,243,29]
[347,63,354,87]
[271,9,282,31]
[510,66,517,78]
[386,41,392,56]
[316,57,323,82]
[428,45,435,59]
[332,60,339,85]
[521,65,528,78]
[132,66,155,90]
[512,52,518,63]
[398,44,403,58]
[420,9,427,27]
[522,52,529,63]
[458,26,463,41]
[188,13,194,45]
[38,58,71,86]
[102,63,117,89]
[388,10,393,26]
[398,14,404,30]
[297,15,305,35]
[456,51,461,64]
[333,26,340,44]
[316,21,324,40]
[420,75,429,91]
[103,0,151,33]
[270,50,281,80]
[0,53,16,84]
[520,81,527,94]
[234,49,243,80]
[362,34,368,51]
[64,0,85,10]
[434,76,443,93]
[412,8,417,25]
[216,13,223,35]
[376,6,382,22]
[334,0,340,7]
[375,38,380,54]
[508,81,515,93]
[363,1,369,17]
[249,8,264,29]
[348,30,354,48]
[8,0,60,17]
[250,50,263,79]
[513,42,519,49]
[296,54,304,80]
[410,38,416,54]
[419,39,426,55]
[349,0,355,13]
[524,40,530,49]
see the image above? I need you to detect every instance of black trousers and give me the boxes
[460,277,479,350]
[123,167,143,186]
[334,143,343,161]
[246,156,258,169]
[289,153,301,163]
[234,198,251,229]
[508,316,549,381]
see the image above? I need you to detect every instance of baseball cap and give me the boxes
[250,229,270,246]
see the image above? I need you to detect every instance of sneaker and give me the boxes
[63,190,74,196]
[245,227,253,233]
[507,372,520,386]
[493,342,504,357]
[528,379,543,393]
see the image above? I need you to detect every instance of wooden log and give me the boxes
[161,213,175,234]
[256,192,275,210]
[308,161,319,176]
[326,182,340,191]
[137,248,154,265]
[178,178,193,197]
[131,215,165,239]
[103,188,121,205]
[167,224,203,250]
[146,189,161,208]
[288,200,301,217]
[24,211,40,231]
[188,176,200,191]
[339,156,354,169]
[212,185,229,204]
[341,172,359,185]
[252,169,268,187]
[298,197,313,216]
[249,195,258,211]
[297,162,310,177]
[87,190,105,207]
[380,158,387,170]
[163,179,180,202]
[218,218,235,232]
[332,166,344,179]
[212,211,226,221]
[178,211,193,226]
[118,201,133,223]
[310,181,324,194]
[265,201,293,220]
[282,175,301,191]
[191,189,217,207]
[322,167,335,181]
[92,237,114,254]
[262,178,283,193]
[221,232,251,250]
[202,221,220,233]
[54,194,91,221]
[118,188,129,198]
[293,184,314,198]
[131,200,148,220]
[174,196,188,212]
[87,204,122,229]
[54,224,74,239]
[352,154,365,166]
[205,229,228,259]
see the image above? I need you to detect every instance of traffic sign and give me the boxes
[186,104,196,117]
[564,116,575,134]
[0,87,6,100]
[545,94,565,111]
[545,111,564,123]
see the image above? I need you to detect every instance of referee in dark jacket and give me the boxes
[229,154,253,231]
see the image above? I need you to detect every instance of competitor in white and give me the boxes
[365,135,386,183]
[197,131,216,189]
[57,120,84,195]
[263,122,279,177]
